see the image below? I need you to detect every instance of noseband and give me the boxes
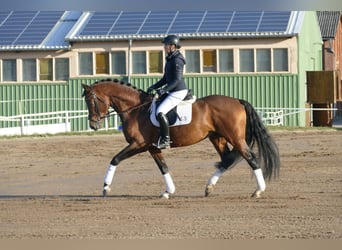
[86,90,109,123]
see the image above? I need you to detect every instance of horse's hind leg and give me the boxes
[205,134,241,196]
[234,140,266,198]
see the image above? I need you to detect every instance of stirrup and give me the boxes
[153,137,171,149]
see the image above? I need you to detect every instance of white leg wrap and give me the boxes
[163,173,175,194]
[208,169,223,186]
[253,168,266,191]
[104,164,117,186]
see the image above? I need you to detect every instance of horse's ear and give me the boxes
[82,83,91,91]
[81,83,91,97]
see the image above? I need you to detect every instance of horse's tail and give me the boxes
[240,100,280,180]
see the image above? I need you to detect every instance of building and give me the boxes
[0,11,323,134]
[314,11,342,125]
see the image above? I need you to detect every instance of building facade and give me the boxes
[316,11,342,122]
[0,11,323,133]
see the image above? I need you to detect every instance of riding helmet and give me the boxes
[162,35,181,49]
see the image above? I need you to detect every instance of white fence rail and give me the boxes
[0,110,120,136]
[0,107,339,136]
[257,110,284,126]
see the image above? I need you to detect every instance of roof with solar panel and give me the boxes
[0,10,303,50]
[0,11,81,50]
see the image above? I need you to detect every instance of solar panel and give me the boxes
[109,11,149,35]
[257,11,291,32]
[168,11,205,34]
[0,11,11,26]
[0,11,64,46]
[80,12,122,36]
[0,11,294,48]
[43,11,82,47]
[0,11,37,45]
[198,11,234,32]
[72,11,293,40]
[228,11,262,32]
[15,11,64,45]
[139,11,177,34]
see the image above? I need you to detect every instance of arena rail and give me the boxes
[0,110,120,136]
[0,107,339,136]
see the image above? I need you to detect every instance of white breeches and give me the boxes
[156,89,188,115]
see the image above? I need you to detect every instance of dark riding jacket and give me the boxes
[151,50,187,92]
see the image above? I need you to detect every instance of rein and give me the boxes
[88,89,152,121]
[114,100,153,115]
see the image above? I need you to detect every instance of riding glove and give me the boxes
[157,88,168,96]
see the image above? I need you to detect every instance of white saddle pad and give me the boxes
[150,97,196,127]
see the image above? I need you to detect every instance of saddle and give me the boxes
[150,90,196,127]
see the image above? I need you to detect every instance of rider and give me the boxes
[147,35,188,149]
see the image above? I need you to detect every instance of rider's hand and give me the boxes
[157,88,167,96]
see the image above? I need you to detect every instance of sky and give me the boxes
[1,0,341,11]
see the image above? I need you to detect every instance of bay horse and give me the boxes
[82,79,280,199]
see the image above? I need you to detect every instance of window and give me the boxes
[39,58,52,81]
[256,49,271,72]
[203,50,217,72]
[3,59,17,81]
[22,59,36,81]
[1,57,69,83]
[79,52,93,75]
[96,52,109,74]
[239,49,254,72]
[55,58,69,81]
[219,49,234,72]
[273,48,288,71]
[185,50,200,73]
[132,51,146,74]
[111,51,126,75]
[149,51,163,73]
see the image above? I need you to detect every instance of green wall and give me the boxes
[1,74,300,130]
[297,11,323,126]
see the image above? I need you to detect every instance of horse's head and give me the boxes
[82,84,110,131]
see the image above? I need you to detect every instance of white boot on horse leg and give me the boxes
[205,169,223,197]
[160,173,175,199]
[251,168,266,198]
[103,164,117,197]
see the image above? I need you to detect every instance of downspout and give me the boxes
[127,39,132,83]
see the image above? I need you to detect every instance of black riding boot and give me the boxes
[154,112,170,149]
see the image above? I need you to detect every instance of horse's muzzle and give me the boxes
[89,120,102,131]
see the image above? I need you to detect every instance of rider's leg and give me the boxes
[154,112,170,149]
[154,90,188,149]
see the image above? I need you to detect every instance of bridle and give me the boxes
[85,90,108,123]
[85,88,153,122]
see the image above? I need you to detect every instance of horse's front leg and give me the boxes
[103,142,146,197]
[149,148,175,199]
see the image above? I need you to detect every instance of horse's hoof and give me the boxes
[251,189,263,198]
[205,184,215,197]
[160,191,170,199]
[103,186,111,197]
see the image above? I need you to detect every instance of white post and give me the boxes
[114,113,118,129]
[105,117,109,130]
[20,115,25,135]
[65,112,70,132]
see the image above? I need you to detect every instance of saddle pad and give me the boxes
[150,99,193,127]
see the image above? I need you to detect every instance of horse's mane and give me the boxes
[94,78,147,95]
